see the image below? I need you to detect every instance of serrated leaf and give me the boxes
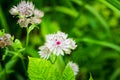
[62,64,75,80]
[28,57,60,80]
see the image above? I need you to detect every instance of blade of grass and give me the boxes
[81,38,120,52]
[54,6,78,17]
[99,0,120,15]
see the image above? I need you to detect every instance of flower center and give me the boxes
[56,41,61,45]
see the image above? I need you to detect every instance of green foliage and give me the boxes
[62,64,75,80]
[81,38,120,52]
[28,57,60,80]
[12,39,23,51]
[28,57,75,80]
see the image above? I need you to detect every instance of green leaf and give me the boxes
[28,57,60,80]
[12,39,23,50]
[89,73,94,80]
[106,0,120,10]
[28,24,36,34]
[62,64,75,80]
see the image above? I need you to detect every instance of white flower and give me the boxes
[38,31,77,59]
[38,46,51,59]
[0,34,12,48]
[45,31,77,56]
[9,6,19,15]
[3,34,12,46]
[69,61,79,75]
[10,1,44,28]
[17,1,34,17]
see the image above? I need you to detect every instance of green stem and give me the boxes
[26,27,29,47]
[49,55,57,64]
[5,51,27,73]
[2,47,8,60]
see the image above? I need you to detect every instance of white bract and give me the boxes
[69,61,79,75]
[38,46,51,59]
[9,6,19,15]
[38,31,77,59]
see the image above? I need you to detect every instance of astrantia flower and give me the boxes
[0,38,6,48]
[38,31,77,59]
[9,1,44,28]
[38,46,51,59]
[0,34,12,48]
[69,61,79,75]
[17,1,34,17]
[45,31,77,56]
[3,34,12,46]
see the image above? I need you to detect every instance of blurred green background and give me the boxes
[0,0,120,80]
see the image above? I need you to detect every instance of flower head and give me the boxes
[9,1,44,28]
[17,1,34,17]
[0,38,6,48]
[0,34,12,48]
[38,31,77,59]
[69,61,79,75]
[45,31,77,56]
